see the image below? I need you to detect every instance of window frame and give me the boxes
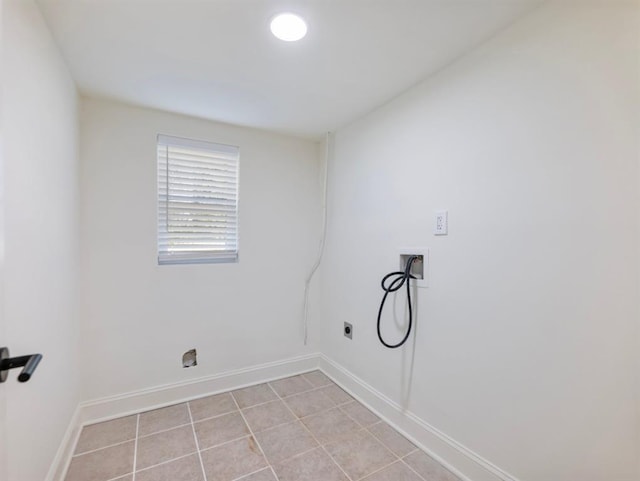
[157,133,240,266]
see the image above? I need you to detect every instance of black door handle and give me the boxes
[0,347,43,383]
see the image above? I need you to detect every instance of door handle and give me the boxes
[0,347,43,383]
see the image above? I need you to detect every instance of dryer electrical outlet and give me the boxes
[343,322,353,339]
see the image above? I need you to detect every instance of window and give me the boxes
[157,134,239,265]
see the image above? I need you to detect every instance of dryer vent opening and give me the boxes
[182,349,197,368]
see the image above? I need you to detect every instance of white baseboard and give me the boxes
[44,405,82,481]
[318,354,521,481]
[77,353,321,425]
[48,352,519,481]
[48,352,321,481]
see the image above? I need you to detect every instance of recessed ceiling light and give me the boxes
[270,13,307,42]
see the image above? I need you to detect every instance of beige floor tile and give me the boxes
[65,380,453,481]
[319,385,353,405]
[194,412,249,449]
[201,436,267,481]
[75,415,137,454]
[138,403,190,436]
[189,393,237,421]
[65,441,134,481]
[403,451,460,481]
[238,468,277,481]
[243,400,296,432]
[368,422,416,457]
[270,375,314,397]
[284,389,336,418]
[362,461,423,481]
[340,401,379,427]
[254,421,318,464]
[233,384,278,408]
[324,429,396,480]
[136,425,197,470]
[301,407,360,445]
[135,453,204,481]
[274,447,348,481]
[303,371,333,388]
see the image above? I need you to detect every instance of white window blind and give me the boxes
[157,134,239,265]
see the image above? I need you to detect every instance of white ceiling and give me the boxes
[37,0,540,139]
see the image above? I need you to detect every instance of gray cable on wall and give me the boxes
[303,132,332,345]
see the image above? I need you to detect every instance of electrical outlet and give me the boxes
[435,211,448,235]
[344,322,353,339]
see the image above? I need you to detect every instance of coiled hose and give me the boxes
[376,255,419,348]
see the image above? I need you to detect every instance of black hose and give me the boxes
[377,255,419,349]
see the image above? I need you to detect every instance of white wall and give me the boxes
[79,98,321,400]
[2,1,80,480]
[318,3,640,481]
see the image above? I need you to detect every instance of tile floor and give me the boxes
[65,371,460,481]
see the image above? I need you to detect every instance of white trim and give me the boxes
[44,405,82,481]
[78,353,320,425]
[48,353,320,481]
[317,354,522,481]
[48,352,522,481]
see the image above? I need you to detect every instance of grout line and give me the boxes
[279,392,339,422]
[339,401,381,428]
[132,414,140,481]
[197,434,255,454]
[79,371,439,481]
[187,402,209,481]
[270,385,316,400]
[104,474,133,481]
[230,466,273,481]
[268,466,280,481]
[301,372,334,389]
[243,417,298,436]
[281,393,356,425]
[236,379,338,411]
[402,448,419,458]
[237,397,282,411]
[337,401,375,430]
[270,381,411,481]
[230,390,281,481]
[267,383,355,481]
[72,437,136,458]
[366,423,417,459]
[191,411,241,430]
[353,463,394,481]
[267,444,319,464]
[187,409,238,425]
[134,451,197,474]
[71,415,214,457]
[282,384,331,399]
[353,457,405,481]
[137,420,194,440]
[235,388,345,435]
[399,457,430,481]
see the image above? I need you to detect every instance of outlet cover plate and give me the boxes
[344,322,353,339]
